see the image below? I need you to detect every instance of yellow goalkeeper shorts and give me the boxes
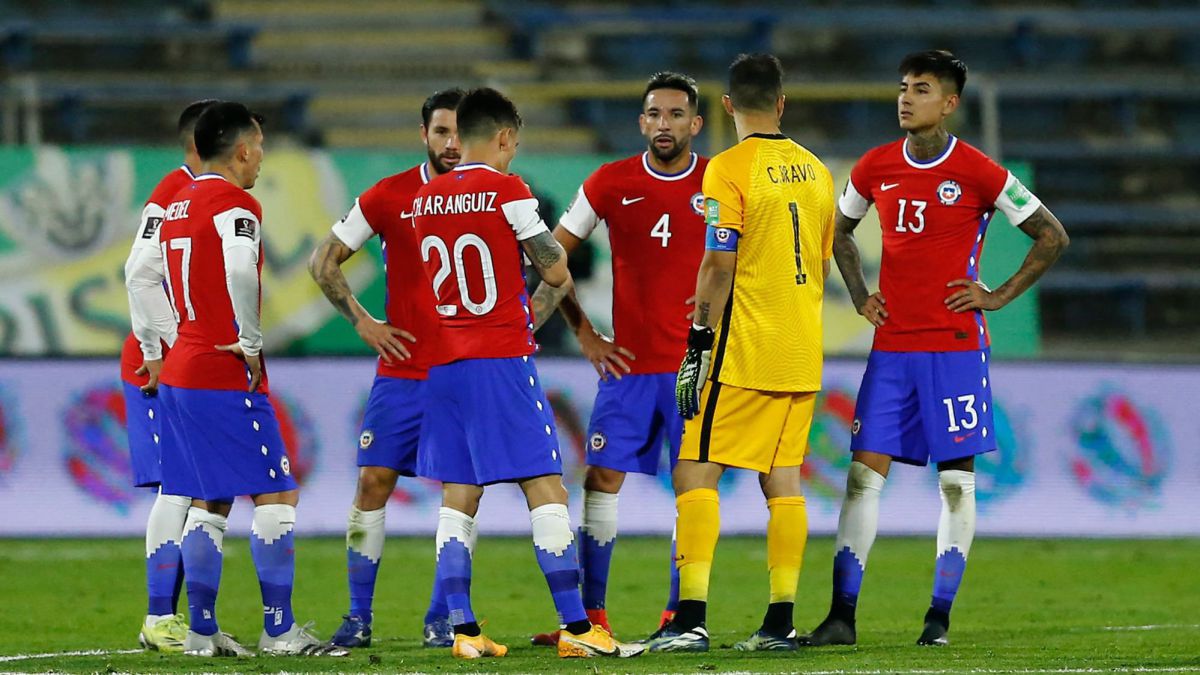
[679,382,816,473]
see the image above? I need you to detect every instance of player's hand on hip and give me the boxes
[215,342,263,393]
[136,358,164,396]
[577,329,635,381]
[675,325,715,419]
[945,279,1004,313]
[356,317,416,364]
[857,292,889,327]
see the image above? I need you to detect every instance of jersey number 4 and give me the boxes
[421,234,498,316]
[650,214,671,247]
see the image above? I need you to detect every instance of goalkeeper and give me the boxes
[649,53,837,653]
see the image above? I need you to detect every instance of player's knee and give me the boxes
[584,465,625,493]
[937,469,976,510]
[355,467,399,510]
[846,461,886,498]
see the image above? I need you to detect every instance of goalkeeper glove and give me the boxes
[676,324,715,419]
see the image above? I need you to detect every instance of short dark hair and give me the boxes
[456,88,522,142]
[644,71,699,111]
[899,50,968,95]
[728,53,784,113]
[421,88,466,127]
[177,99,220,146]
[194,101,264,161]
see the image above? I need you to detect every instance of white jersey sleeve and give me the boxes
[501,197,551,242]
[124,220,178,360]
[837,179,871,220]
[213,207,263,356]
[993,172,1043,226]
[558,186,602,239]
[330,199,376,251]
[130,203,168,252]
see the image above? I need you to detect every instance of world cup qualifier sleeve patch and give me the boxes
[234,217,257,239]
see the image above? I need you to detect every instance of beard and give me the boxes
[648,135,687,164]
[427,148,461,175]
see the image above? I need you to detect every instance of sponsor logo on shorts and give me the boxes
[937,180,962,205]
[589,432,606,452]
[953,431,976,443]
[280,456,291,476]
[851,418,861,435]
[359,429,374,450]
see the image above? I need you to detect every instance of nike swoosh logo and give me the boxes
[880,182,900,191]
[621,197,645,205]
[400,211,414,218]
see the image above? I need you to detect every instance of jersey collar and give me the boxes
[452,162,502,174]
[180,164,196,179]
[193,173,228,182]
[641,151,698,182]
[903,134,957,169]
[419,162,432,184]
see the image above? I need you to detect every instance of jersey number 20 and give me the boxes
[421,234,498,316]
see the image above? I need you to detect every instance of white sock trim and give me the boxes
[937,469,977,559]
[530,503,573,557]
[582,490,619,547]
[251,504,296,545]
[347,506,386,564]
[183,507,227,553]
[435,507,476,558]
[834,462,886,569]
[145,491,192,557]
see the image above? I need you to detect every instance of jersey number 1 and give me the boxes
[788,202,807,285]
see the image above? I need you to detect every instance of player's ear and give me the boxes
[721,94,734,117]
[419,124,429,145]
[776,94,786,120]
[943,93,960,117]
[690,114,704,136]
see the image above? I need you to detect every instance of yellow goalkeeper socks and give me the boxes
[766,495,808,604]
[675,488,720,603]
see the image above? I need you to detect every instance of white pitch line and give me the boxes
[0,648,141,663]
[1103,623,1200,631]
[657,662,1200,667]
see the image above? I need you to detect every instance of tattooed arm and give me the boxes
[945,205,1069,312]
[524,229,574,323]
[691,249,737,330]
[308,232,415,362]
[832,209,889,327]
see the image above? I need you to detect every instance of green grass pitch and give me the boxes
[0,535,1196,673]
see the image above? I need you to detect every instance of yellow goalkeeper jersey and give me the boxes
[702,133,835,392]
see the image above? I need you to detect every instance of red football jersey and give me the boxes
[840,136,1041,352]
[120,165,193,385]
[159,175,270,392]
[412,163,549,364]
[332,163,442,379]
[559,152,708,373]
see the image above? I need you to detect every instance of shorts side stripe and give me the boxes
[709,288,735,380]
[698,381,724,463]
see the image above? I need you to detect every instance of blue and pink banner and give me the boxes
[0,357,1194,537]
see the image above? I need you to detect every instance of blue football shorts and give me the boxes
[158,384,299,501]
[417,355,561,486]
[850,348,996,466]
[585,372,682,475]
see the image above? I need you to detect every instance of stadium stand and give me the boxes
[1,0,1197,354]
